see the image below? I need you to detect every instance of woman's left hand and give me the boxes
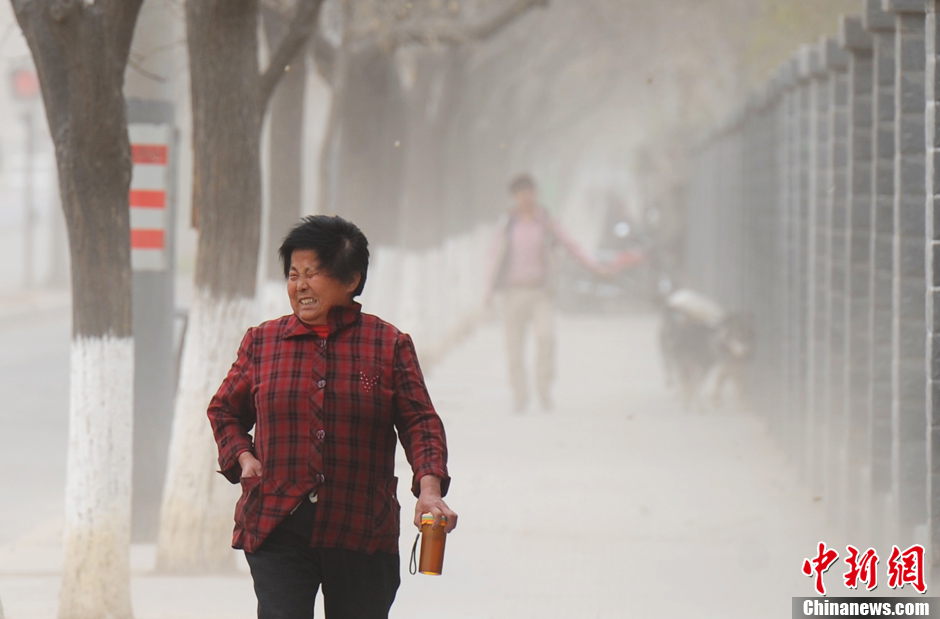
[413,475,458,533]
[414,495,458,533]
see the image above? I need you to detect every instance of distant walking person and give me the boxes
[208,216,456,619]
[486,174,612,412]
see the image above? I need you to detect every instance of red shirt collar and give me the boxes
[280,302,362,339]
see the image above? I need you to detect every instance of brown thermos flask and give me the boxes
[417,512,447,575]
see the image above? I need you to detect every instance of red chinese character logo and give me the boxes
[802,541,840,595]
[886,544,926,594]
[843,545,879,591]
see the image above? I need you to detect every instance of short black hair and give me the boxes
[508,173,536,194]
[279,215,370,297]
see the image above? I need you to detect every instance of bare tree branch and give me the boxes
[259,0,324,108]
[310,0,544,85]
[464,0,549,41]
[380,0,549,49]
[128,54,168,83]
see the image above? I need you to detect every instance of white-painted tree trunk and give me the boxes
[361,245,403,323]
[260,279,291,320]
[359,223,495,366]
[59,337,134,619]
[156,290,256,572]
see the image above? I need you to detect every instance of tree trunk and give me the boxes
[398,48,469,248]
[11,1,142,617]
[396,49,495,352]
[263,9,306,283]
[317,49,343,217]
[321,46,405,245]
[156,0,263,573]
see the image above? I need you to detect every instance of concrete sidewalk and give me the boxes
[0,309,885,618]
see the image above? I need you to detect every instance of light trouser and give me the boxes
[502,285,555,408]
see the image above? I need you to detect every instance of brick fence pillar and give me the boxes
[839,15,876,540]
[771,66,797,449]
[792,45,821,487]
[865,0,898,544]
[885,0,928,546]
[790,49,816,479]
[820,37,851,523]
[923,0,940,564]
[806,42,832,500]
[778,61,799,459]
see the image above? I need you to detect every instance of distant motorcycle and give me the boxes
[562,217,649,311]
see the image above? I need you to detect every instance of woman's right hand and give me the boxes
[238,451,262,478]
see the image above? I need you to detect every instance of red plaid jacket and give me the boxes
[207,303,450,555]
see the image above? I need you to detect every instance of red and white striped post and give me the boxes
[129,123,171,271]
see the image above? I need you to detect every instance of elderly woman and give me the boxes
[208,215,457,619]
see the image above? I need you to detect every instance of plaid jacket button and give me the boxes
[316,473,326,484]
[317,379,327,389]
[316,429,326,440]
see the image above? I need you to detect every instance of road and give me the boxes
[0,304,854,618]
[0,302,69,550]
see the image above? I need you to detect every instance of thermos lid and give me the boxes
[420,512,447,526]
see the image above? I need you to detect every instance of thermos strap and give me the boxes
[408,532,420,575]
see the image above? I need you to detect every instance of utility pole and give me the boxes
[124,0,184,541]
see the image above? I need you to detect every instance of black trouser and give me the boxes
[244,500,400,619]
